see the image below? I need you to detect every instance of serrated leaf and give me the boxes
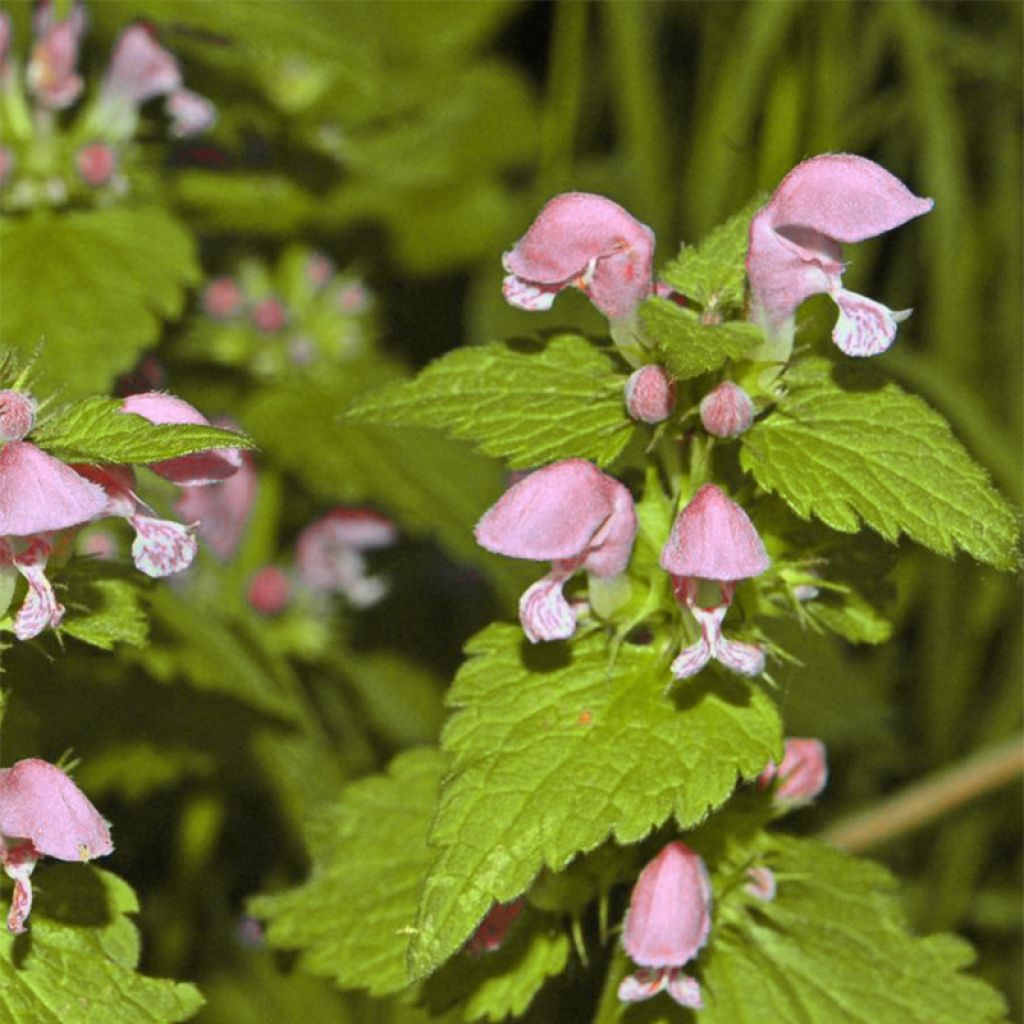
[252,748,445,997]
[244,368,533,606]
[640,299,761,381]
[740,359,1020,570]
[408,624,781,979]
[698,836,1007,1024]
[660,195,765,311]
[0,865,203,1023]
[0,208,198,397]
[346,335,633,470]
[31,397,256,465]
[58,560,148,651]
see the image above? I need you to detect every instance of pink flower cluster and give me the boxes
[0,387,244,641]
[0,3,215,207]
[0,757,112,933]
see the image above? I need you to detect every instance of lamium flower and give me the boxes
[475,459,637,643]
[74,141,117,187]
[73,464,198,578]
[296,508,397,608]
[619,841,712,1009]
[660,484,770,678]
[699,380,755,438]
[747,153,934,359]
[120,391,243,485]
[757,737,828,805]
[624,365,675,424]
[25,1,86,110]
[0,758,113,934]
[502,192,655,321]
[247,565,291,616]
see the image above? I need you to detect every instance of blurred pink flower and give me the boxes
[247,565,291,616]
[502,193,655,320]
[747,154,933,358]
[466,899,525,956]
[26,1,86,109]
[619,841,712,1009]
[475,459,637,643]
[0,758,113,933]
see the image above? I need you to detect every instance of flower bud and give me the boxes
[247,565,291,616]
[0,390,36,442]
[202,276,244,320]
[75,142,117,187]
[251,296,288,333]
[699,381,754,438]
[757,737,828,804]
[624,365,675,424]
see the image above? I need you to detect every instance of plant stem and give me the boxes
[821,734,1024,854]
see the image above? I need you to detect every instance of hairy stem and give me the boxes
[821,734,1024,853]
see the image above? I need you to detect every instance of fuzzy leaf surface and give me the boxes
[251,748,444,997]
[0,208,198,397]
[0,866,203,1023]
[696,836,1008,1024]
[345,335,632,469]
[741,359,1020,570]
[32,398,256,465]
[641,299,761,381]
[660,195,764,311]
[408,624,781,979]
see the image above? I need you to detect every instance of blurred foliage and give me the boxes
[1,0,1020,1020]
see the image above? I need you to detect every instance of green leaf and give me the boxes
[252,748,445,998]
[31,397,256,465]
[57,560,148,651]
[346,335,633,470]
[0,866,203,1023]
[741,359,1021,570]
[0,208,199,397]
[244,368,533,606]
[408,624,781,979]
[660,195,765,312]
[640,298,761,381]
[804,588,893,645]
[698,836,1008,1024]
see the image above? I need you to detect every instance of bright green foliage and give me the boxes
[252,748,444,997]
[660,196,765,313]
[0,209,198,397]
[640,298,761,380]
[408,624,782,979]
[741,359,1020,570]
[803,589,893,645]
[696,836,1008,1024]
[31,397,256,465]
[0,866,203,1024]
[56,562,148,651]
[346,334,633,470]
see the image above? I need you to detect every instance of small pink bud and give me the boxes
[624,365,675,424]
[247,565,291,616]
[251,296,288,334]
[466,899,525,956]
[502,193,655,320]
[699,381,754,438]
[757,737,828,804]
[75,142,117,187]
[660,484,770,583]
[0,390,36,441]
[619,841,711,1009]
[306,251,334,290]
[202,276,244,319]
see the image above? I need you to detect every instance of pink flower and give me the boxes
[75,142,117,187]
[699,381,755,438]
[1,535,64,640]
[619,841,712,1009]
[250,296,288,334]
[466,899,525,956]
[165,87,216,138]
[0,758,113,934]
[73,464,197,578]
[100,23,181,107]
[247,565,291,616]
[174,430,257,561]
[475,459,637,643]
[757,737,828,805]
[119,391,243,486]
[202,276,244,320]
[747,154,934,358]
[0,389,37,442]
[624,365,675,424]
[743,865,776,902]
[660,484,770,679]
[502,193,655,321]
[26,2,86,110]
[296,508,397,608]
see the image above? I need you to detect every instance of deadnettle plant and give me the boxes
[624,364,676,424]
[619,841,712,1009]
[475,459,638,643]
[747,153,934,360]
[0,758,113,934]
[758,737,829,806]
[660,484,770,679]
